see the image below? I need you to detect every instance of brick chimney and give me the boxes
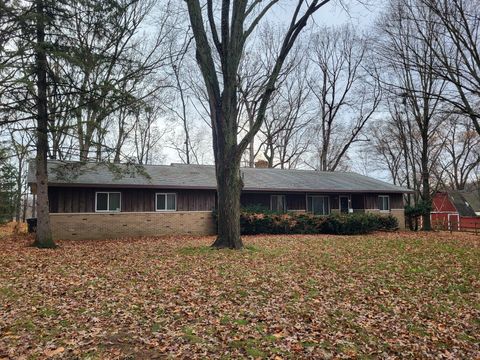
[255,159,269,168]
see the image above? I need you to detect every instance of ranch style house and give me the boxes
[27,160,413,240]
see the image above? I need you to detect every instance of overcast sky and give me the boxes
[269,1,381,28]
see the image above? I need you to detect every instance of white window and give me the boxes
[307,196,330,215]
[156,193,176,211]
[378,195,390,211]
[95,192,121,212]
[270,195,286,212]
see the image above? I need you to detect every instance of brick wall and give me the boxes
[366,209,406,230]
[50,211,215,240]
[390,209,406,230]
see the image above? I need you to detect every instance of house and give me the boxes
[27,160,413,240]
[431,190,480,231]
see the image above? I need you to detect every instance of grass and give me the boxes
[0,231,479,358]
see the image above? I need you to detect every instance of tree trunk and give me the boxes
[32,193,36,217]
[22,194,28,222]
[421,136,432,231]
[184,0,328,250]
[248,116,255,167]
[15,161,23,223]
[211,159,243,249]
[33,0,55,248]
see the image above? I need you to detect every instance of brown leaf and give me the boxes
[44,347,64,358]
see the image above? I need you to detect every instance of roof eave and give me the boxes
[42,182,413,193]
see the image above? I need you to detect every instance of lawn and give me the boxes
[0,231,479,359]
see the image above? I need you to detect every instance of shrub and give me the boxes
[320,213,372,235]
[291,213,325,234]
[238,211,398,235]
[240,212,293,235]
[375,213,399,231]
[241,204,278,215]
[319,213,398,235]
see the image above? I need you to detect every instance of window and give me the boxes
[156,193,176,211]
[378,195,390,211]
[270,195,286,213]
[95,192,121,212]
[307,196,330,215]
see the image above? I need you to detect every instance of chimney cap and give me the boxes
[254,159,269,168]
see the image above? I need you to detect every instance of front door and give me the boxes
[340,196,349,214]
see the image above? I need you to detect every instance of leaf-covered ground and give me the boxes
[0,231,479,359]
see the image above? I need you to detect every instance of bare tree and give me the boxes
[369,119,405,186]
[131,102,167,165]
[164,31,199,164]
[237,24,302,168]
[375,0,448,230]
[7,124,34,223]
[438,116,480,190]
[260,64,313,169]
[185,0,333,249]
[236,25,311,169]
[111,107,138,164]
[415,0,480,136]
[307,26,380,171]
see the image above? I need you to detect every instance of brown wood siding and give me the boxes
[177,189,216,212]
[286,194,306,211]
[330,195,339,210]
[241,193,306,211]
[365,193,404,209]
[48,188,58,213]
[390,193,404,208]
[48,187,405,213]
[122,189,154,212]
[49,187,216,213]
[241,193,270,208]
[351,194,365,209]
[365,194,377,209]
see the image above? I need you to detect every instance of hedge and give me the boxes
[236,211,398,235]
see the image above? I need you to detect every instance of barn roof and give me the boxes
[28,160,413,194]
[461,190,480,213]
[448,190,479,216]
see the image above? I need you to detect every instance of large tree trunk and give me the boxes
[212,157,243,249]
[185,0,327,249]
[33,0,55,248]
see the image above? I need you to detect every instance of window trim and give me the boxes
[307,195,330,215]
[155,192,177,212]
[378,195,390,212]
[270,194,286,213]
[95,192,121,213]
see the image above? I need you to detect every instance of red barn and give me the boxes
[431,190,480,231]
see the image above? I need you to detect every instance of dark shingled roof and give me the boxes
[27,160,413,194]
[448,190,479,216]
[461,189,480,213]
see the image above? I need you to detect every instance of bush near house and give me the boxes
[236,211,398,235]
